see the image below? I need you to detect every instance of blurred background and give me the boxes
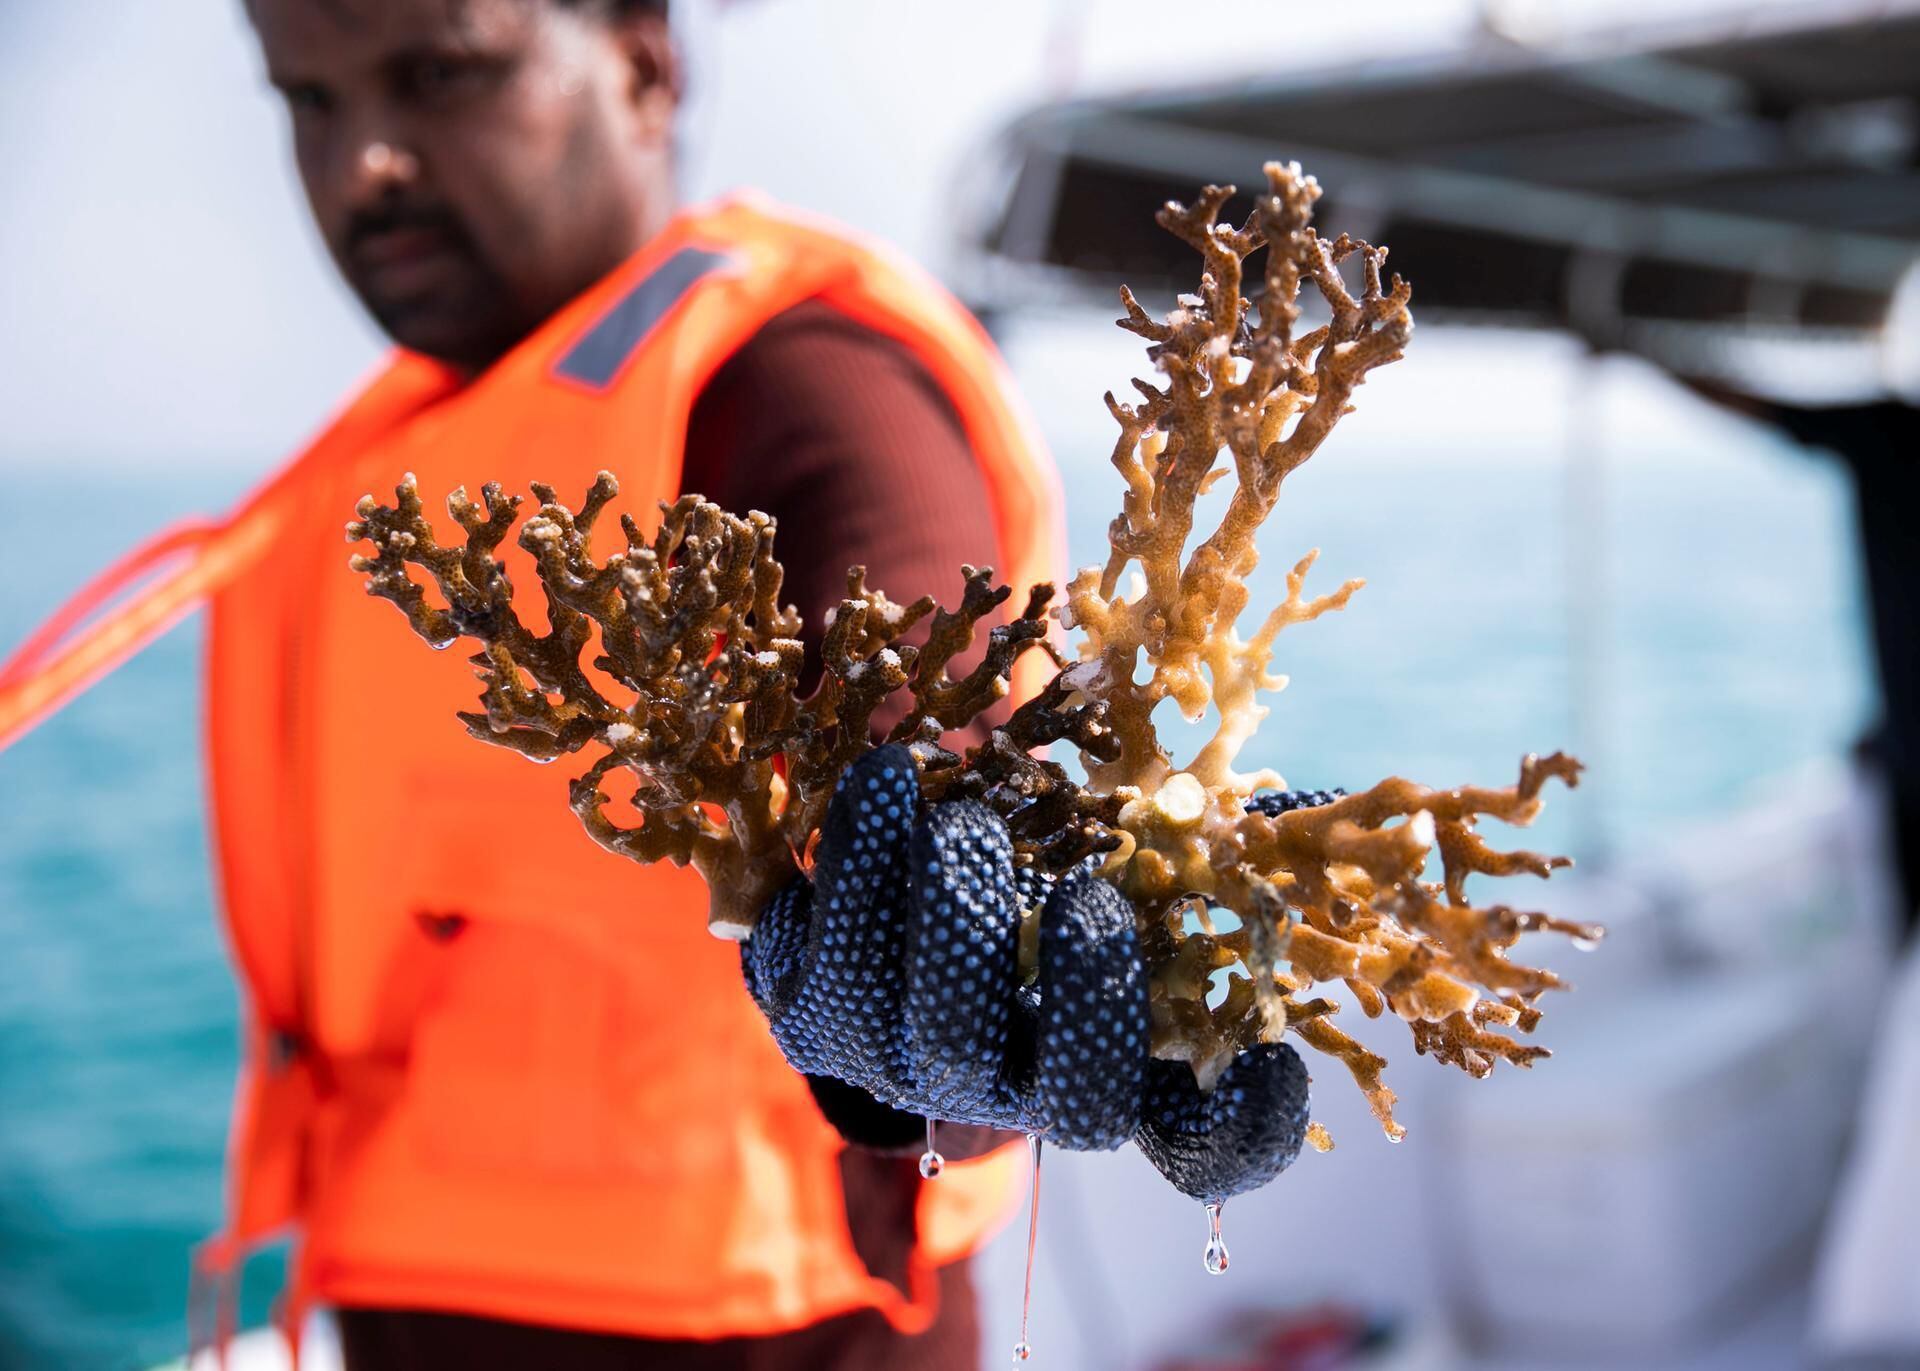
[1,1,1914,1368]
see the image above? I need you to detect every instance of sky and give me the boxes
[0,0,1834,476]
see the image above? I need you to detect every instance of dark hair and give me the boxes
[558,0,669,15]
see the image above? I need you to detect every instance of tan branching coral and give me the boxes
[348,161,1599,1138]
[348,476,1063,934]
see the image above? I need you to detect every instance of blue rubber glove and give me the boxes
[741,744,1317,1202]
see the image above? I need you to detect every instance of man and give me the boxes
[0,0,1061,1365]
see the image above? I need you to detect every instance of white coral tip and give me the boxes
[1155,773,1207,827]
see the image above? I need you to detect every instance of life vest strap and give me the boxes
[0,505,281,753]
[186,1232,239,1370]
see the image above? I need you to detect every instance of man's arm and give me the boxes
[681,298,1010,753]
[682,298,1019,1161]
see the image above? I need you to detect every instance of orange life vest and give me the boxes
[0,195,1064,1346]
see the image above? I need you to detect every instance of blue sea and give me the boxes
[0,326,1876,1368]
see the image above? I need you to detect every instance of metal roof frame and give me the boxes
[957,1,1920,403]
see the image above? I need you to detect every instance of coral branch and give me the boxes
[347,161,1594,1140]
[348,471,1060,935]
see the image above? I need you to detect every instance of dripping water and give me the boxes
[1012,1133,1042,1362]
[1202,1201,1229,1275]
[919,1118,944,1179]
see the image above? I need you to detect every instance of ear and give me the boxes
[611,11,681,142]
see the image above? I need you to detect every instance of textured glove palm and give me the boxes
[742,745,1314,1202]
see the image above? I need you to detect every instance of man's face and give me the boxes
[252,0,672,370]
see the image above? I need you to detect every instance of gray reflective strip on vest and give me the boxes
[553,246,740,390]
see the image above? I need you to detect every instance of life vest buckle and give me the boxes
[265,1028,302,1075]
[413,907,470,942]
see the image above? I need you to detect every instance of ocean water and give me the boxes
[0,329,1876,1369]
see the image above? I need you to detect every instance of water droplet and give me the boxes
[1571,934,1601,952]
[1202,1201,1229,1275]
[1012,1134,1043,1364]
[919,1118,944,1179]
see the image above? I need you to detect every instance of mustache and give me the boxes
[345,202,468,257]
